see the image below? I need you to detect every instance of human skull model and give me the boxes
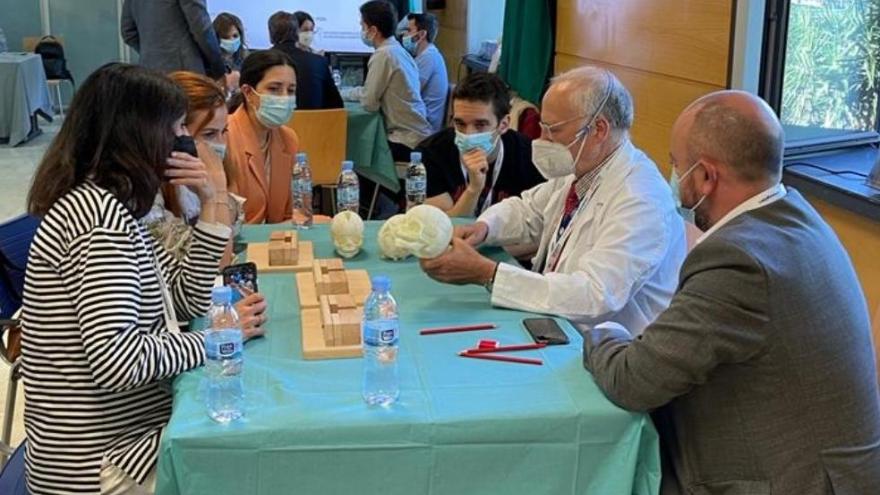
[394,205,453,259]
[330,210,364,258]
[377,214,411,260]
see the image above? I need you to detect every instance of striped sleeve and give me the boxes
[156,220,231,321]
[64,227,206,392]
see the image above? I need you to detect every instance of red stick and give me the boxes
[458,351,543,366]
[464,343,547,354]
[419,323,497,335]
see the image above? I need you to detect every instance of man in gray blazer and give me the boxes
[583,90,880,494]
[121,0,225,80]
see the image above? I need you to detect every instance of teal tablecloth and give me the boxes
[156,223,660,495]
[346,103,400,193]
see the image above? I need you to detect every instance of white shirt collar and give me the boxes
[695,183,787,245]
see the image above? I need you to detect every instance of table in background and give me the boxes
[157,223,660,495]
[345,102,399,193]
[0,53,51,146]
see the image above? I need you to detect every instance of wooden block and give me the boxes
[296,272,319,309]
[338,308,362,346]
[329,271,348,294]
[302,309,362,360]
[320,297,335,346]
[247,240,314,273]
[268,231,298,266]
[330,314,343,348]
[334,294,356,310]
[325,258,344,272]
[346,270,372,305]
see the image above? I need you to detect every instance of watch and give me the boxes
[484,262,500,293]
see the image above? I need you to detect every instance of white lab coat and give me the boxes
[477,140,687,335]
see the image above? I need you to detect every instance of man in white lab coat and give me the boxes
[421,66,687,335]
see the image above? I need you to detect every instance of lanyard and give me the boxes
[461,143,504,215]
[542,177,601,274]
[149,243,181,334]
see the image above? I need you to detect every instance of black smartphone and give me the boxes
[221,262,258,304]
[523,318,570,345]
[172,135,199,157]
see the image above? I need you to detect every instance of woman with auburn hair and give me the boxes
[21,63,261,494]
[143,70,268,333]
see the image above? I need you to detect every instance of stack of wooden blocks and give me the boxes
[268,231,299,266]
[313,259,348,295]
[320,294,361,347]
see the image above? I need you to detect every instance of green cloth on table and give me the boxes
[156,223,660,495]
[346,102,400,193]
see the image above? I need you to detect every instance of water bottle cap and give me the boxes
[371,275,391,292]
[410,151,422,162]
[212,286,233,304]
[296,152,307,163]
[342,160,354,171]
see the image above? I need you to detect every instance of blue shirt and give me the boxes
[416,44,449,133]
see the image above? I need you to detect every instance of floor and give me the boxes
[0,117,59,451]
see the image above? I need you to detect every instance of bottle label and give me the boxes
[406,177,426,195]
[363,319,399,346]
[206,329,243,360]
[338,187,359,206]
[295,179,312,194]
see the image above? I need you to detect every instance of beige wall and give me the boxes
[555,0,735,176]
[431,0,467,83]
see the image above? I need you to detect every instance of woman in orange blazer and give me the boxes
[226,49,299,224]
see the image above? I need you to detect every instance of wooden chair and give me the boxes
[286,109,348,213]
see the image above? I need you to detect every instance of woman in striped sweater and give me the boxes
[21,63,260,494]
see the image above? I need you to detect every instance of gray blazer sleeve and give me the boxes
[178,0,225,79]
[582,241,770,412]
[120,0,139,51]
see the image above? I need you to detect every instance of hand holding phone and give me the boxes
[221,262,258,304]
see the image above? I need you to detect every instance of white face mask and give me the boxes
[298,31,315,47]
[531,131,589,179]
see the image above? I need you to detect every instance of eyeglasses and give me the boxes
[538,114,589,141]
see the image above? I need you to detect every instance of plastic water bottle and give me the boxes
[205,286,244,423]
[336,160,360,214]
[332,68,342,88]
[292,152,313,229]
[405,151,427,211]
[362,276,399,406]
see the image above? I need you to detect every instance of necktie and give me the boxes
[557,182,580,238]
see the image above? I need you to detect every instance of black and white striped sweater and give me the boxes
[21,182,229,494]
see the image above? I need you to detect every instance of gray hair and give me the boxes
[551,66,634,132]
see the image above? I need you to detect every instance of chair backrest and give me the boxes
[287,109,348,186]
[0,215,40,320]
[24,35,72,82]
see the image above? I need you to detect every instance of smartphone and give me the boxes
[523,318,570,345]
[221,262,258,304]
[172,135,199,157]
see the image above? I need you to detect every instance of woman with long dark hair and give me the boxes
[21,63,259,494]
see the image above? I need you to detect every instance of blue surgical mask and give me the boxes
[220,37,241,54]
[254,92,296,128]
[402,33,418,56]
[670,161,707,223]
[207,141,227,161]
[361,29,374,48]
[454,130,497,155]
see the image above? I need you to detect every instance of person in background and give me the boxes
[403,13,448,133]
[583,90,880,494]
[20,63,260,495]
[293,10,322,55]
[269,11,343,110]
[343,1,432,162]
[225,50,299,224]
[212,12,248,92]
[420,72,543,217]
[142,71,268,334]
[420,67,686,336]
[121,0,225,80]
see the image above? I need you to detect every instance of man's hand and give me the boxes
[420,237,498,286]
[461,149,488,194]
[453,222,489,247]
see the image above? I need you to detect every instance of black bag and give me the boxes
[34,36,73,83]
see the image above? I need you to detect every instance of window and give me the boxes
[763,0,880,151]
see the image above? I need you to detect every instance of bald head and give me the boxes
[679,90,784,183]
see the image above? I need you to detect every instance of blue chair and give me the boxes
[0,215,39,468]
[0,441,26,494]
[0,214,40,320]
